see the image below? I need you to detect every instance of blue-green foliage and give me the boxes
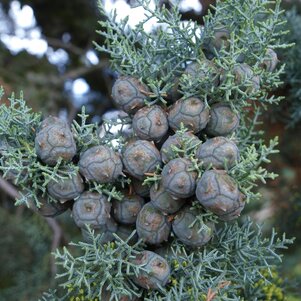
[48,219,292,301]
[0,0,294,300]
[0,89,78,207]
[282,8,301,126]
[95,0,289,111]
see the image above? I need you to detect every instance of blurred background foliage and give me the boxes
[0,0,301,300]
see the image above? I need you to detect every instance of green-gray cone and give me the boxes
[196,170,245,220]
[112,193,145,225]
[79,145,123,184]
[160,132,200,164]
[47,170,84,203]
[161,158,197,198]
[111,76,149,114]
[81,218,118,244]
[172,206,214,247]
[130,250,171,290]
[150,183,186,214]
[122,140,161,180]
[196,136,239,169]
[35,116,76,165]
[29,198,71,218]
[168,98,210,134]
[72,192,111,228]
[132,105,169,141]
[206,103,240,137]
[136,203,171,245]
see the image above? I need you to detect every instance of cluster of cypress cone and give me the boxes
[30,54,270,291]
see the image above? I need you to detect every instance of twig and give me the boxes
[45,217,63,280]
[46,37,86,56]
[200,0,216,17]
[62,61,108,80]
[0,175,20,199]
[206,281,231,301]
[206,288,216,301]
[26,60,109,86]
